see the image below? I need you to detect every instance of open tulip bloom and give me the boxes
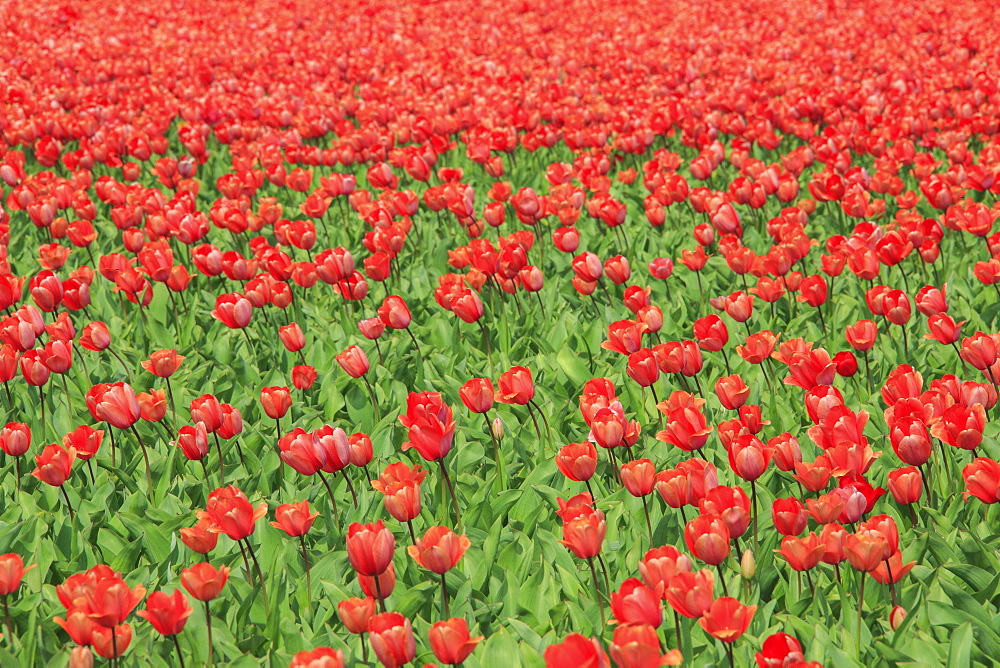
[4,2,1000,665]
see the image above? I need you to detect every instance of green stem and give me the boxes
[438,458,463,532]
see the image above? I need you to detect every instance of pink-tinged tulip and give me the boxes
[368,612,416,668]
[346,521,395,576]
[684,514,730,565]
[963,458,1000,503]
[336,345,370,378]
[337,597,376,634]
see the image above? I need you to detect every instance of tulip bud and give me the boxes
[491,417,504,441]
[740,549,755,580]
[890,605,907,631]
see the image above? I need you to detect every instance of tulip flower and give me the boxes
[610,622,683,667]
[610,578,663,627]
[179,518,218,555]
[0,553,35,639]
[368,612,416,668]
[556,442,598,483]
[289,648,345,668]
[136,590,192,642]
[181,562,229,665]
[346,521,395,608]
[409,526,470,616]
[544,634,610,668]
[0,422,30,491]
[755,632,806,667]
[428,618,484,665]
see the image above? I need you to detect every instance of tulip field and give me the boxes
[3,0,1000,666]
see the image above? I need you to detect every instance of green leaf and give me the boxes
[947,622,973,668]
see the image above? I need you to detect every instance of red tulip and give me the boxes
[638,546,692,592]
[31,443,76,487]
[684,514,731,565]
[289,648,345,668]
[279,323,306,352]
[368,612,416,668]
[199,486,267,541]
[777,533,826,571]
[962,457,1000,503]
[0,553,36,596]
[336,345,370,378]
[337,596,376,634]
[398,392,456,461]
[428,618,484,665]
[210,293,253,329]
[556,442,598,482]
[179,519,218,555]
[495,366,534,404]
[664,569,715,618]
[699,596,756,642]
[346,521,396,576]
[378,295,412,329]
[771,498,808,536]
[610,578,662,627]
[544,634,610,668]
[136,590,192,636]
[755,632,805,667]
[408,526,470,574]
[459,378,494,413]
[0,422,31,457]
[271,501,319,537]
[180,563,230,601]
[140,349,184,378]
[259,386,292,419]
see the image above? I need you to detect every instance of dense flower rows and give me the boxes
[2,0,1000,665]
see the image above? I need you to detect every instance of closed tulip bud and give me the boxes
[368,612,416,668]
[428,618,484,665]
[491,417,504,441]
[180,562,229,601]
[336,345,370,378]
[740,549,755,580]
[337,596,376,634]
[890,605,907,631]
